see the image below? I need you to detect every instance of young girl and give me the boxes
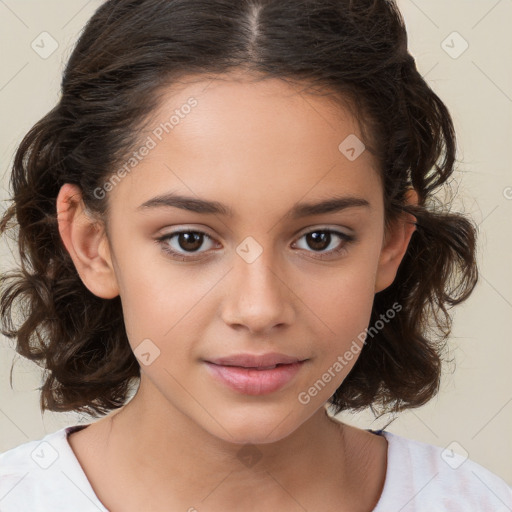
[1,0,510,510]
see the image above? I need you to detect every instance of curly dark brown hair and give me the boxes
[0,0,478,418]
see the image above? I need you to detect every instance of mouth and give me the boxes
[203,360,307,395]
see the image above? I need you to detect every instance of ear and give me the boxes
[374,189,418,293]
[56,183,119,299]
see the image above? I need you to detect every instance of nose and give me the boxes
[220,249,295,335]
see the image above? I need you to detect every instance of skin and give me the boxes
[57,71,418,512]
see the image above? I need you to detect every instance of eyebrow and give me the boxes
[137,192,370,219]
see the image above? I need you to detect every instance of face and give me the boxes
[59,72,415,445]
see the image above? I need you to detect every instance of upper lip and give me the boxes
[206,352,306,368]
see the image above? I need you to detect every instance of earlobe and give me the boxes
[56,183,119,299]
[374,189,419,294]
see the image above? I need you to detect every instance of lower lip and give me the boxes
[204,361,305,395]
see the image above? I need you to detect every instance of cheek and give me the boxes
[291,263,378,407]
[112,248,221,356]
[301,258,379,343]
[110,247,178,342]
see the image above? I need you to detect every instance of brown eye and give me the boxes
[175,232,204,252]
[157,230,218,260]
[293,228,355,260]
[305,231,332,251]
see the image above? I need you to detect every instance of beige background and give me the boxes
[1,0,511,485]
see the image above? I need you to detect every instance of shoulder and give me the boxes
[0,425,108,512]
[373,430,512,512]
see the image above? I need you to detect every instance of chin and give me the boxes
[204,407,305,446]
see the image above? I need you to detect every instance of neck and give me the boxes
[85,377,377,511]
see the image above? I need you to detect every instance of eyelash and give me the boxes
[156,228,356,262]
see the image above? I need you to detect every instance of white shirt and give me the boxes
[1,424,511,511]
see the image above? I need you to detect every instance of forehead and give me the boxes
[107,72,382,218]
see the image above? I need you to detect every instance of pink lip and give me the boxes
[204,361,306,395]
